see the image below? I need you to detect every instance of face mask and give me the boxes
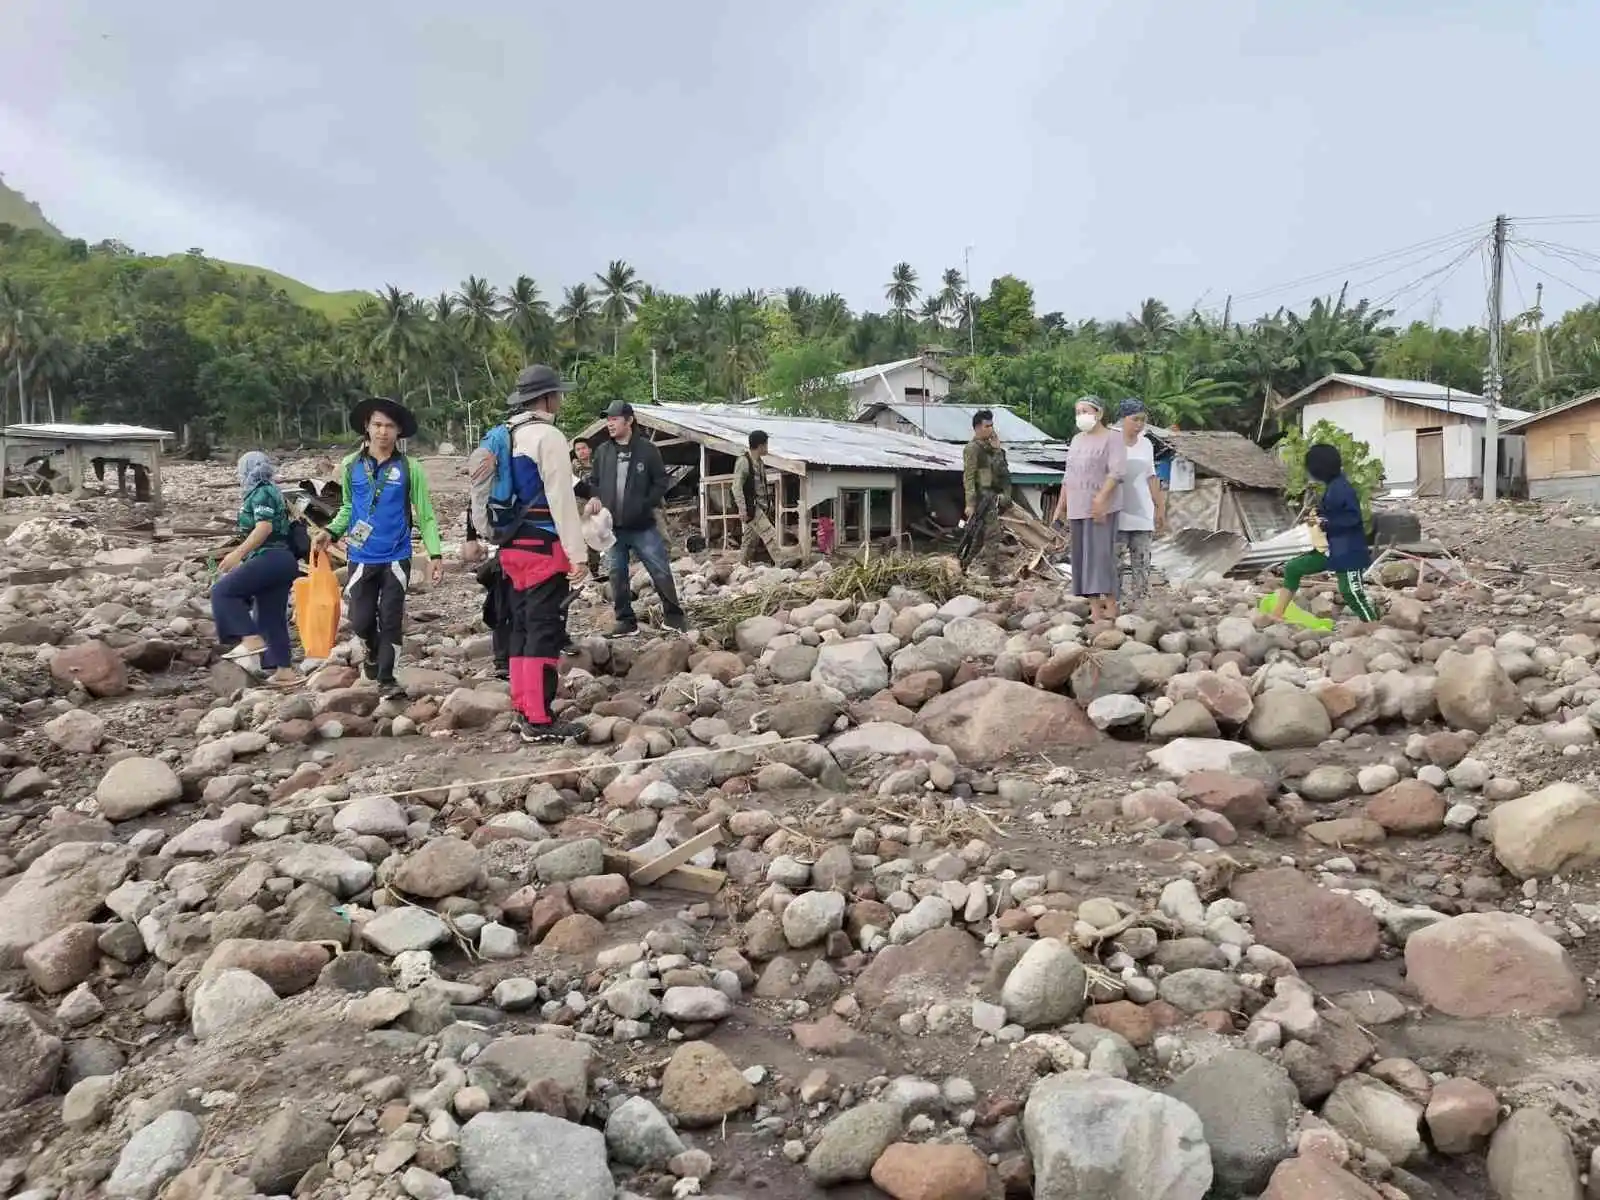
[1075,413,1099,433]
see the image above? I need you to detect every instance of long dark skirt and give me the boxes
[1070,517,1118,598]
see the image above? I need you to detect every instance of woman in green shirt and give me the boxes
[212,451,299,684]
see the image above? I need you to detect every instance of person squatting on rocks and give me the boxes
[584,401,688,635]
[210,451,300,686]
[313,397,444,697]
[466,363,589,743]
[733,430,790,567]
[1053,395,1127,623]
[1115,397,1166,608]
[962,408,1013,576]
[1269,441,1380,624]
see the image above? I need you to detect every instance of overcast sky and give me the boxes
[4,0,1599,327]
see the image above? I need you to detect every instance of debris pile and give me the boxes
[4,459,1600,1199]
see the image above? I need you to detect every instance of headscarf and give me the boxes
[1077,395,1105,414]
[237,451,275,498]
[1117,397,1147,420]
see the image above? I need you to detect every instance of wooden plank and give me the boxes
[601,846,727,895]
[629,824,723,884]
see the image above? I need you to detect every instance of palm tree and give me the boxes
[885,263,919,323]
[595,259,643,355]
[556,283,601,360]
[918,295,947,330]
[456,275,502,390]
[1128,298,1177,350]
[939,268,966,324]
[810,293,850,341]
[715,294,767,400]
[501,275,554,362]
[30,332,78,423]
[368,285,428,400]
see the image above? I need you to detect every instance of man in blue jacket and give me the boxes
[313,397,444,695]
[1268,443,1379,624]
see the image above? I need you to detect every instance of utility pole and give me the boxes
[650,349,659,404]
[1532,282,1548,386]
[1482,214,1507,504]
[1221,294,1232,335]
[964,245,976,357]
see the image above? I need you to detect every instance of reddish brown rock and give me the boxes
[1180,772,1274,828]
[1421,731,1471,768]
[567,874,630,917]
[202,939,331,996]
[891,670,945,709]
[791,1014,865,1056]
[1366,780,1446,835]
[23,922,101,994]
[1230,868,1380,967]
[855,927,981,1013]
[870,1142,990,1200]
[1086,1000,1155,1047]
[1262,1157,1385,1199]
[50,641,129,698]
[1122,791,1193,824]
[1188,809,1238,845]
[540,912,603,954]
[1404,912,1584,1018]
[1425,1077,1500,1154]
[914,679,1098,766]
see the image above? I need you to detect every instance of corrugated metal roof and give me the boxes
[2,423,174,441]
[620,404,971,472]
[864,402,1052,444]
[837,357,949,386]
[1277,373,1530,422]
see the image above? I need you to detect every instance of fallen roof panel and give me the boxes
[3,423,175,441]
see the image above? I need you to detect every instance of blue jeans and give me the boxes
[608,525,683,622]
[211,547,299,668]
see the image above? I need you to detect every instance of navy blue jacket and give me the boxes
[1318,476,1370,572]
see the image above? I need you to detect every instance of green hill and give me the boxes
[0,174,62,237]
[199,260,370,319]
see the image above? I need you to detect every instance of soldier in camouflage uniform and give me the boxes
[734,430,789,566]
[962,408,1013,574]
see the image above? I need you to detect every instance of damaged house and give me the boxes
[1144,427,1295,539]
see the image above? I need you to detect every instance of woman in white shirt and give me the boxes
[1115,399,1166,606]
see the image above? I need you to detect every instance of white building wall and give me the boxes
[1382,429,1417,484]
[1444,424,1476,479]
[1302,396,1388,452]
[848,363,950,412]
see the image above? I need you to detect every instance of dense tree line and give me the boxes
[2,222,1599,453]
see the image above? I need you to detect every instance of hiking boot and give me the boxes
[514,714,584,744]
[662,612,690,634]
[493,662,510,682]
[377,678,404,699]
[359,662,379,685]
[612,619,640,637]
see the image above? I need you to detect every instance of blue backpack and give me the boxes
[479,423,547,544]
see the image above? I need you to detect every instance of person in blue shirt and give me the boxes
[313,397,444,695]
[1269,442,1380,624]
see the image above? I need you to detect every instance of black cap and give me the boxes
[508,363,574,411]
[351,396,418,439]
[605,400,635,419]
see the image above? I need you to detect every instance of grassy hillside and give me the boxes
[204,260,369,319]
[0,175,62,237]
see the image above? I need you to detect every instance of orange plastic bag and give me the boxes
[292,549,342,659]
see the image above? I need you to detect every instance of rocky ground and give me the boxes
[6,461,1600,1200]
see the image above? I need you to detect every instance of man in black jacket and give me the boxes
[584,401,688,634]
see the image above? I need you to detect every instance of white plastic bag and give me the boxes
[582,508,616,554]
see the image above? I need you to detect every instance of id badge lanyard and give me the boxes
[348,456,399,547]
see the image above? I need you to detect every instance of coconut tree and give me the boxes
[368,285,429,401]
[556,283,601,361]
[455,275,503,390]
[595,260,643,355]
[501,275,555,362]
[811,293,850,341]
[885,263,919,323]
[0,279,43,424]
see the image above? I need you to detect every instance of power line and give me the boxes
[1223,222,1488,308]
[1507,244,1600,304]
[1368,236,1489,315]
[1514,236,1600,279]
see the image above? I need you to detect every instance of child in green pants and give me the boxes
[1269,443,1380,624]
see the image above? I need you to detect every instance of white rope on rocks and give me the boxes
[275,734,822,812]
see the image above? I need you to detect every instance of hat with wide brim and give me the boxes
[508,363,577,411]
[350,396,418,440]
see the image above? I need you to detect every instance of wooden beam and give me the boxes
[629,824,723,884]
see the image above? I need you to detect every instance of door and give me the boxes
[1415,430,1444,496]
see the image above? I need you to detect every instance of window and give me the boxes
[904,387,929,399]
[1568,432,1592,474]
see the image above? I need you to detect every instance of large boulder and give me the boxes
[1245,691,1333,750]
[811,640,890,699]
[1024,1072,1212,1200]
[1435,646,1524,732]
[1166,1050,1300,1195]
[459,1111,613,1200]
[0,842,135,968]
[658,1041,755,1127]
[1404,912,1585,1018]
[95,756,184,821]
[50,639,129,697]
[1320,1075,1424,1165]
[1486,783,1600,879]
[829,722,940,771]
[855,927,982,1014]
[1229,868,1379,967]
[915,679,1097,766]
[1486,1108,1582,1200]
[1001,939,1088,1028]
[470,1035,594,1121]
[0,1000,64,1111]
[1261,1157,1385,1199]
[1146,738,1272,781]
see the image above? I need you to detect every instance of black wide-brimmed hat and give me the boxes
[350,396,418,439]
[508,363,575,412]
